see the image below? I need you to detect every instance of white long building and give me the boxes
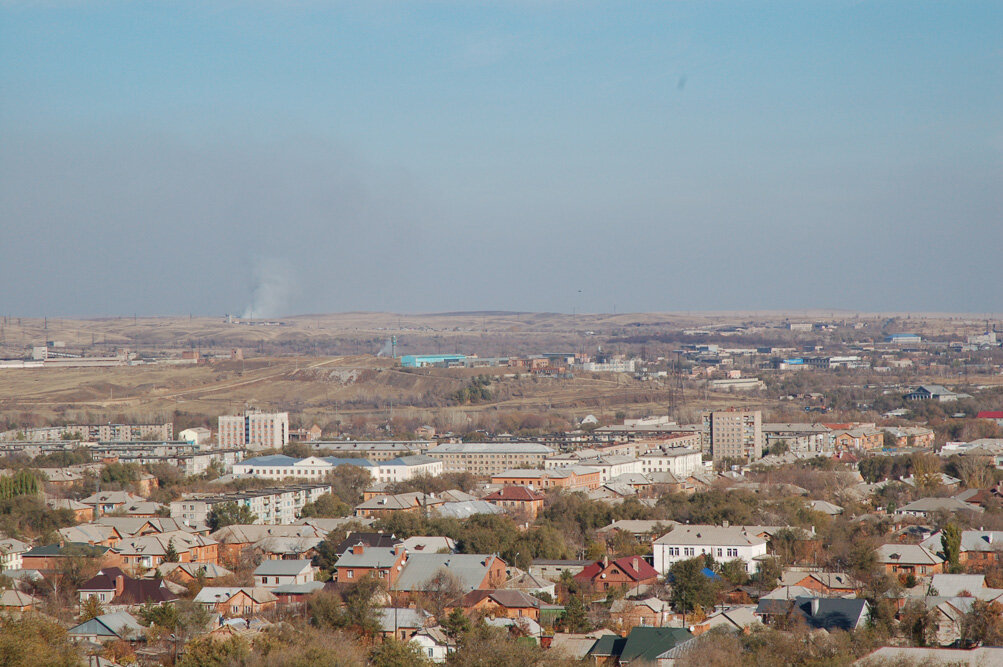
[639,449,703,477]
[654,525,768,575]
[231,454,443,483]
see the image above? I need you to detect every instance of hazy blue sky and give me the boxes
[2,1,1001,316]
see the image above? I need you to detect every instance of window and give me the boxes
[346,570,354,579]
[684,547,695,556]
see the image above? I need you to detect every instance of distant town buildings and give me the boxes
[0,423,173,442]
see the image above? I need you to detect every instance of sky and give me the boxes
[1,1,1001,317]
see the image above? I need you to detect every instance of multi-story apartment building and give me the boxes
[0,423,173,442]
[426,443,554,475]
[218,410,288,450]
[88,442,244,475]
[307,440,434,461]
[701,410,763,461]
[638,448,703,477]
[491,467,602,491]
[762,423,833,455]
[170,484,331,526]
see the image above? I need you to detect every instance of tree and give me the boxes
[718,559,750,586]
[753,557,783,592]
[557,594,591,633]
[669,557,720,619]
[177,635,249,667]
[899,599,937,646]
[207,501,257,531]
[78,596,103,622]
[328,465,375,507]
[369,638,431,667]
[943,523,962,574]
[417,568,464,619]
[164,538,179,563]
[300,493,350,518]
[442,608,471,639]
[961,599,1003,647]
[0,614,82,667]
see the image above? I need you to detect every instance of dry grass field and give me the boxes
[1,310,997,432]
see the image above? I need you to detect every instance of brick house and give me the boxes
[482,486,547,519]
[574,556,660,594]
[334,543,408,585]
[448,589,544,621]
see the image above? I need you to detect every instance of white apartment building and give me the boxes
[573,455,643,483]
[639,449,703,477]
[653,525,768,575]
[231,454,443,483]
[0,538,30,572]
[218,410,289,450]
[170,484,331,526]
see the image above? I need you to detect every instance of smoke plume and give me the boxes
[243,258,296,319]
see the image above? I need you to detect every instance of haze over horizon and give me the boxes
[2,2,1000,318]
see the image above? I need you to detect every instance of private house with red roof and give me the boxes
[482,486,547,519]
[978,411,1003,427]
[574,556,660,594]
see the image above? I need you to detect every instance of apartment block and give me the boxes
[426,443,554,475]
[701,410,763,461]
[170,484,331,526]
[218,410,289,450]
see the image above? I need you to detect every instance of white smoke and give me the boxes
[376,339,394,357]
[243,258,296,319]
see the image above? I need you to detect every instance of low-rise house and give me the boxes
[433,500,505,519]
[412,626,456,664]
[448,589,544,621]
[354,492,444,519]
[22,543,111,573]
[482,486,546,519]
[402,536,455,554]
[895,497,982,519]
[597,520,678,546]
[779,571,860,597]
[808,500,844,516]
[194,587,278,616]
[588,626,693,666]
[529,559,591,582]
[0,590,37,612]
[704,605,760,633]
[209,524,326,562]
[920,530,1003,567]
[271,580,325,606]
[78,567,177,606]
[653,525,768,575]
[876,544,944,576]
[609,597,672,630]
[110,530,219,569]
[393,554,507,596]
[253,559,315,588]
[573,556,659,594]
[335,543,408,585]
[157,561,232,584]
[67,611,144,643]
[46,498,94,522]
[0,537,31,571]
[501,571,556,599]
[80,491,147,517]
[58,524,121,548]
[755,596,870,631]
[376,607,432,642]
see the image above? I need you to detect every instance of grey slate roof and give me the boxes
[253,559,313,576]
[393,553,501,593]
